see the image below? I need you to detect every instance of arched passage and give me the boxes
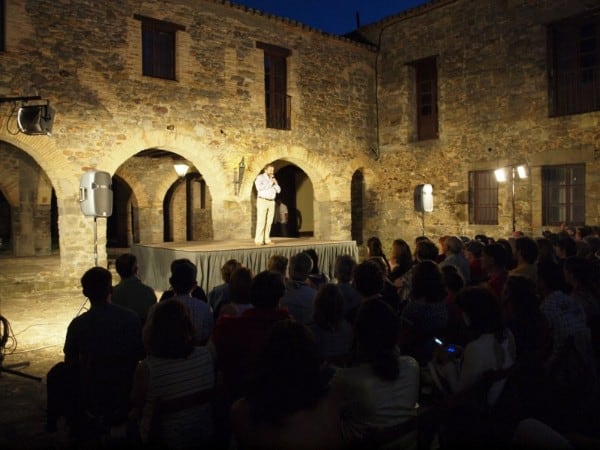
[107,175,138,248]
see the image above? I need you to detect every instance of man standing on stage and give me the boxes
[254,164,281,245]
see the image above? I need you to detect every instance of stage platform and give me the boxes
[132,238,359,294]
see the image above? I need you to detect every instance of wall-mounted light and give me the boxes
[0,96,54,136]
[173,163,189,177]
[234,157,246,196]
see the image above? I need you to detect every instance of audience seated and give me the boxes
[400,260,449,366]
[464,239,486,286]
[509,236,539,284]
[208,259,242,318]
[130,299,216,448]
[367,256,402,313]
[366,236,391,274]
[46,267,144,439]
[431,286,518,448]
[439,236,471,285]
[330,299,419,447]
[309,283,353,365]
[165,260,214,345]
[396,239,439,303]
[280,252,317,325]
[304,248,329,289]
[231,320,343,450]
[159,258,208,303]
[480,243,509,301]
[111,252,157,325]
[267,254,288,280]
[388,238,413,283]
[333,254,363,322]
[348,260,385,324]
[217,267,254,318]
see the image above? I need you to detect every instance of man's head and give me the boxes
[221,259,241,283]
[251,270,285,309]
[334,254,356,283]
[115,253,138,279]
[169,261,198,295]
[289,252,313,281]
[264,165,275,176]
[81,267,113,305]
[445,236,463,255]
[353,260,384,299]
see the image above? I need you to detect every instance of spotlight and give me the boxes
[17,104,55,136]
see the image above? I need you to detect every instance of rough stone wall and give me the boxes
[0,0,377,278]
[359,0,600,253]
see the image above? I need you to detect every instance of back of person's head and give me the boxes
[456,286,505,340]
[583,236,600,258]
[465,240,484,259]
[230,266,253,305]
[334,254,356,283]
[497,239,516,268]
[304,249,320,275]
[537,260,568,294]
[313,283,345,329]
[248,320,324,425]
[515,236,538,264]
[268,254,288,276]
[504,275,539,317]
[352,260,384,298]
[81,266,112,304]
[354,299,400,381]
[445,236,463,254]
[558,236,577,258]
[367,256,389,277]
[564,256,597,291]
[415,240,439,262]
[143,299,194,358]
[482,243,508,270]
[115,253,137,279]
[535,237,557,263]
[411,260,446,302]
[251,270,285,309]
[367,236,385,257]
[475,234,490,245]
[441,264,465,294]
[391,239,413,273]
[169,261,197,295]
[289,252,313,281]
[221,259,242,283]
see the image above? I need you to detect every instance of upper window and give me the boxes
[412,56,438,141]
[0,0,5,52]
[542,164,585,226]
[134,15,185,80]
[548,13,600,116]
[257,42,291,130]
[469,170,498,225]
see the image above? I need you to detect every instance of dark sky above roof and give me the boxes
[232,0,431,35]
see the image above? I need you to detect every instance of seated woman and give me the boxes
[217,267,254,318]
[432,286,517,447]
[231,320,343,450]
[309,283,353,366]
[130,300,216,449]
[330,299,420,446]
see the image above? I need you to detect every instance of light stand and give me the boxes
[0,315,42,382]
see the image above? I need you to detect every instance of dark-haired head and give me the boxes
[143,299,195,358]
[456,286,506,341]
[81,267,112,304]
[313,283,345,330]
[411,260,446,303]
[353,260,384,298]
[115,253,137,279]
[250,270,285,309]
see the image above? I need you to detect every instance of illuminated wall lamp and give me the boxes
[173,163,189,177]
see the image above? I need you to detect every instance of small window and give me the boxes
[412,56,438,141]
[542,164,585,226]
[134,14,185,80]
[257,42,291,130]
[548,13,600,116]
[469,170,498,225]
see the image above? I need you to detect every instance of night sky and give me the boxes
[232,0,432,35]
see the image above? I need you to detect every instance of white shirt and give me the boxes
[275,202,288,224]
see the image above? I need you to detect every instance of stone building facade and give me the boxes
[0,0,598,283]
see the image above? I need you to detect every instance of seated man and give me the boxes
[111,252,157,325]
[46,267,144,436]
[280,252,317,324]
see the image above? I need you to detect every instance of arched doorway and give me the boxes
[351,169,365,245]
[107,175,138,249]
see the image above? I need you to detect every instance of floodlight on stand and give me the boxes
[173,163,189,177]
[516,165,528,179]
[494,168,508,183]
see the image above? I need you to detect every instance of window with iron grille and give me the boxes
[469,170,498,225]
[412,56,438,141]
[548,12,600,116]
[257,42,291,130]
[542,164,585,226]
[134,15,185,80]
